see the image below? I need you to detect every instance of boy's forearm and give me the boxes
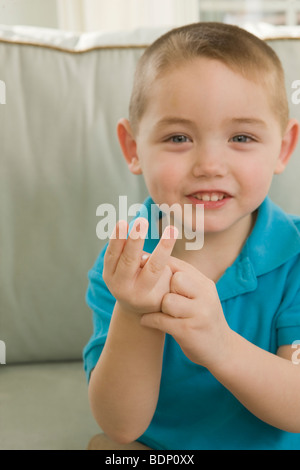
[88,302,165,444]
[210,330,300,433]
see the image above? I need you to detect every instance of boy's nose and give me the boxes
[191,145,227,178]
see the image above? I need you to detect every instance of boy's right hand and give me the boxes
[103,218,178,315]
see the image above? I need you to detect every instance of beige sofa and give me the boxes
[0,23,300,450]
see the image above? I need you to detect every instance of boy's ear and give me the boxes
[275,118,300,174]
[117,118,142,175]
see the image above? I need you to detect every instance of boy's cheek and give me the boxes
[143,166,178,194]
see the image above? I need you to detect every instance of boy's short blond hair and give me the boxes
[129,22,289,135]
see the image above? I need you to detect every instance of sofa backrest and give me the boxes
[0,24,300,364]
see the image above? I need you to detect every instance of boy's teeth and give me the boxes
[193,192,225,201]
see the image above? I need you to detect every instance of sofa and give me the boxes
[0,22,300,450]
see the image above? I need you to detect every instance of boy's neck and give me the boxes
[171,211,257,283]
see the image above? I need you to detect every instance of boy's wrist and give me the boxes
[113,301,165,337]
[114,299,150,319]
[113,300,141,319]
[207,328,262,387]
[204,327,239,375]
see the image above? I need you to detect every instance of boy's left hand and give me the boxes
[140,257,232,369]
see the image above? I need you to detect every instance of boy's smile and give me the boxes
[186,190,232,209]
[120,58,297,248]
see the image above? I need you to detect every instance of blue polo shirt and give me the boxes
[83,196,300,450]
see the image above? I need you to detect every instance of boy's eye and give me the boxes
[169,135,190,144]
[231,135,253,143]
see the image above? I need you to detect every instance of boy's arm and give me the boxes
[88,302,165,444]
[141,257,300,433]
[88,219,178,444]
[209,334,300,433]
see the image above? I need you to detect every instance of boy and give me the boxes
[84,23,300,450]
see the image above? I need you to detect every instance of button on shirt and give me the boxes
[83,196,300,450]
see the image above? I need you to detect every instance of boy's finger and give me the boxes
[170,272,198,299]
[140,311,177,337]
[140,226,178,287]
[103,220,128,276]
[115,218,149,277]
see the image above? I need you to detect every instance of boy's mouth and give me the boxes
[187,191,231,202]
[186,191,232,210]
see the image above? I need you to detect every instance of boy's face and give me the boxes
[127,58,296,236]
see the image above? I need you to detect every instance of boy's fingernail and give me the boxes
[140,253,150,267]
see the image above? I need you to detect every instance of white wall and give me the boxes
[0,0,199,33]
[0,0,58,28]
[77,0,200,32]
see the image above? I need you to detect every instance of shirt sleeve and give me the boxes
[83,243,116,382]
[275,258,300,348]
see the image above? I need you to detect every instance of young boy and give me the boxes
[83,22,300,450]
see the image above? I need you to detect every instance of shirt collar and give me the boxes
[217,197,300,300]
[247,196,300,275]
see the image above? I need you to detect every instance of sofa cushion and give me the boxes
[0,25,300,365]
[0,27,157,363]
[266,37,300,214]
[0,361,99,449]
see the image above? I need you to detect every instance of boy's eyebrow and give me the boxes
[152,116,268,134]
[153,117,197,131]
[228,117,268,128]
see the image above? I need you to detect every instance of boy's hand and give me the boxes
[103,218,178,315]
[140,257,232,369]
